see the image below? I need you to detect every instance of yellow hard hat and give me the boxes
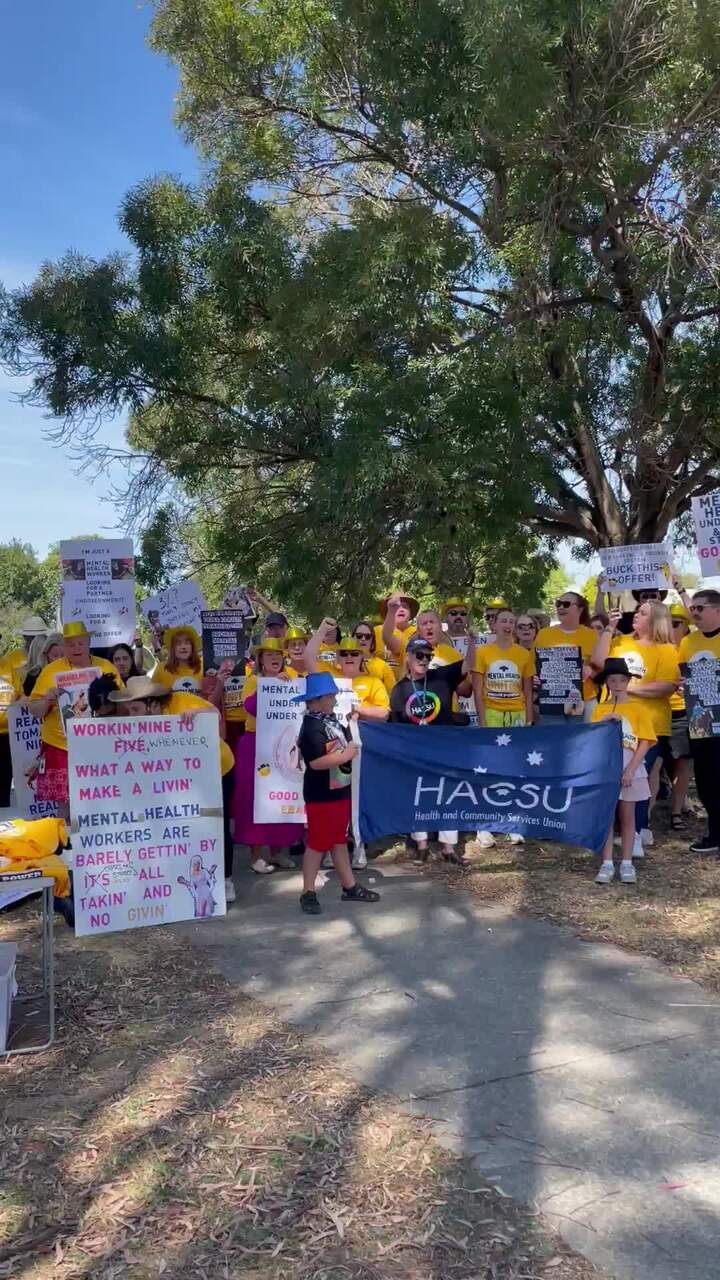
[252,637,286,655]
[670,603,691,623]
[485,596,509,610]
[62,621,90,639]
[442,597,469,613]
[337,636,362,653]
[284,626,309,643]
[163,625,201,651]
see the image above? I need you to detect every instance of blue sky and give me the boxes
[0,0,197,557]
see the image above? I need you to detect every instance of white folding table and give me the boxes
[0,875,55,1057]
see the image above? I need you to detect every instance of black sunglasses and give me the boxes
[556,599,575,609]
[516,621,535,629]
[354,631,373,640]
[340,650,361,658]
[671,619,685,626]
[447,609,468,617]
[412,651,432,663]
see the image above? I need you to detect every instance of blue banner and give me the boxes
[357,721,622,853]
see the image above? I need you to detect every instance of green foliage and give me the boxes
[0,542,60,655]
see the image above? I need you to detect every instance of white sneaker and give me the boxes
[352,844,367,869]
[507,833,524,845]
[224,877,236,903]
[251,858,275,875]
[269,850,295,869]
[640,827,654,847]
[476,831,495,848]
[322,852,334,869]
[595,861,615,884]
[632,833,644,858]
[620,861,637,884]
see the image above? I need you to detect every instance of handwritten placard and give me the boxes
[7,704,59,819]
[691,491,720,578]
[598,543,672,592]
[67,711,225,936]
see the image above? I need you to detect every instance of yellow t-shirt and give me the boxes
[608,636,679,736]
[534,624,597,701]
[3,648,27,671]
[222,670,247,723]
[592,698,657,751]
[350,675,390,710]
[166,692,234,776]
[374,624,416,669]
[365,654,395,691]
[153,661,203,694]
[0,816,71,897]
[30,657,120,750]
[0,658,21,735]
[678,629,720,664]
[474,642,534,713]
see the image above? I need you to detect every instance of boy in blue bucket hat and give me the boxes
[293,672,381,915]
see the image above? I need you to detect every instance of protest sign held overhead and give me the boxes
[682,658,720,739]
[221,586,257,621]
[691,491,720,578]
[253,677,305,824]
[535,646,584,718]
[200,609,248,672]
[141,581,207,651]
[357,720,622,852]
[67,711,225,937]
[598,543,672,592]
[7,704,59,820]
[60,539,135,646]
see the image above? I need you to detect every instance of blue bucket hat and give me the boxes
[290,672,340,703]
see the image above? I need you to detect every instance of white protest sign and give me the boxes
[598,543,672,592]
[141,582,207,652]
[7,704,60,819]
[253,677,305,824]
[55,667,103,738]
[67,711,225,937]
[691,491,720,578]
[60,539,135,646]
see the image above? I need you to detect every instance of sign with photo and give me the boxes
[200,609,248,672]
[682,658,720,738]
[54,667,101,738]
[141,582,207,652]
[60,538,135,646]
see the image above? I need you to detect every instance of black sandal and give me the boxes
[342,883,380,902]
[442,850,468,867]
[671,814,687,831]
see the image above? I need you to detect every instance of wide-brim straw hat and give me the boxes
[22,615,49,636]
[378,592,420,619]
[108,676,171,703]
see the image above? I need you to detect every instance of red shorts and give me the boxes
[36,743,69,805]
[305,797,351,852]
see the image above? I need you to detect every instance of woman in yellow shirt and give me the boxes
[334,638,391,720]
[533,592,597,721]
[350,622,396,692]
[231,638,298,875]
[28,622,120,816]
[154,626,203,693]
[591,601,679,855]
[472,610,534,727]
[591,658,656,884]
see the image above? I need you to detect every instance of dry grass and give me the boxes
[0,911,601,1280]
[391,801,720,992]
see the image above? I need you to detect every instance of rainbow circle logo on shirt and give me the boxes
[405,690,441,724]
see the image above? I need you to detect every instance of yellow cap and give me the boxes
[62,621,90,639]
[442,597,469,613]
[670,603,691,623]
[284,626,309,643]
[253,637,285,655]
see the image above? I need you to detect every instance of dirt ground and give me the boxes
[0,909,601,1280]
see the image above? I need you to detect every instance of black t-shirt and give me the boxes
[390,660,467,726]
[297,713,352,803]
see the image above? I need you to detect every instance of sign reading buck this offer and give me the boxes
[598,542,672,592]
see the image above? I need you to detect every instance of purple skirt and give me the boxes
[231,731,298,848]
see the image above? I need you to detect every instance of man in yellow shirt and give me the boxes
[680,589,720,854]
[376,591,418,668]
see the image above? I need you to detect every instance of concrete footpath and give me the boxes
[182,861,720,1280]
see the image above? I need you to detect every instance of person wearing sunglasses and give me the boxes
[350,621,396,692]
[334,638,390,720]
[442,597,472,642]
[483,596,510,635]
[678,590,720,853]
[534,593,597,722]
[389,633,476,866]
[665,604,692,832]
[515,614,539,650]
